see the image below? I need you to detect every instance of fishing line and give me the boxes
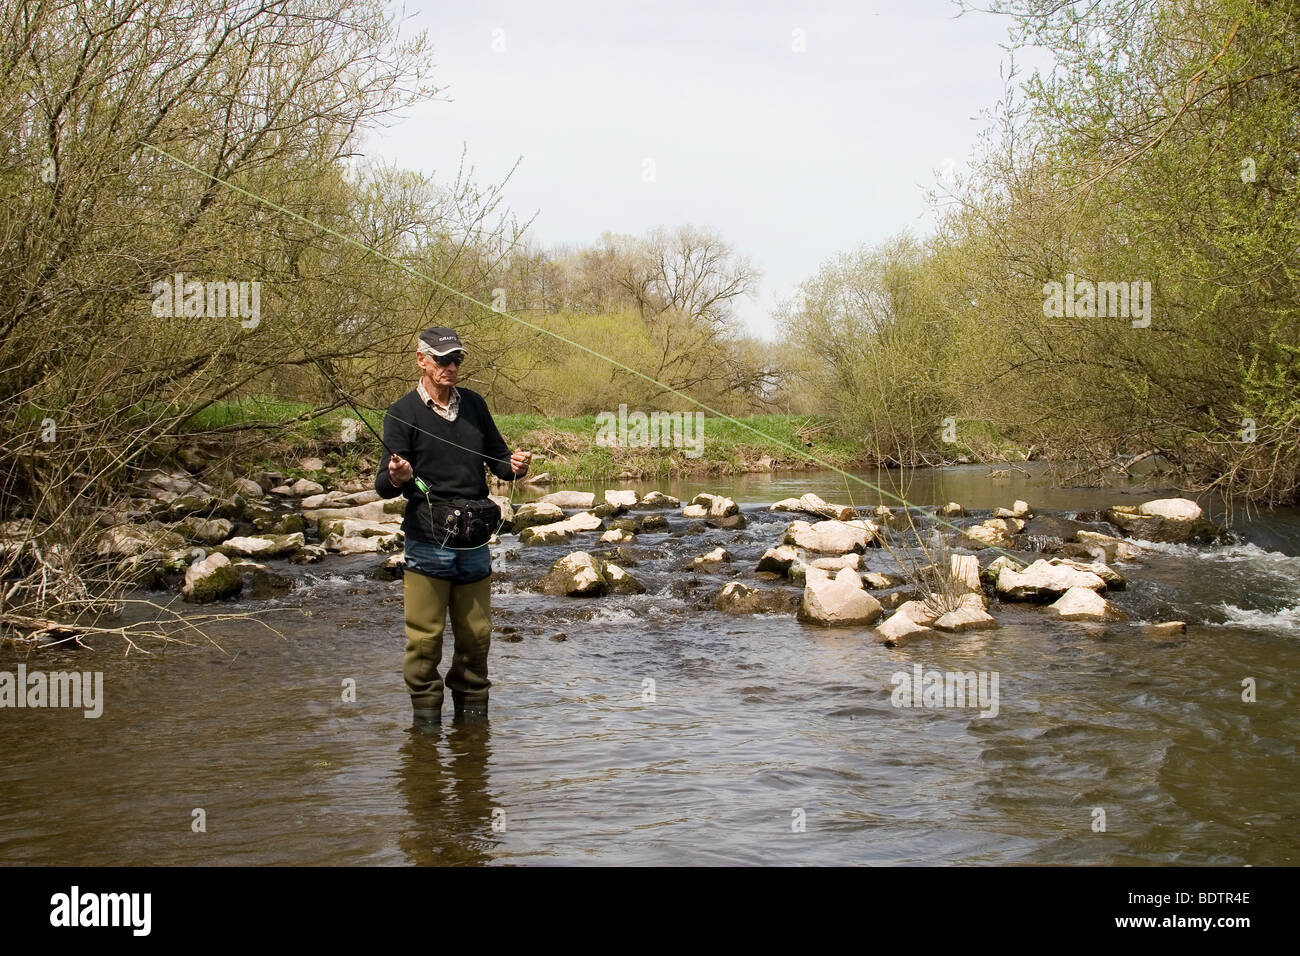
[141,140,1028,563]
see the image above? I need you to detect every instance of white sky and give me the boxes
[367,0,1044,340]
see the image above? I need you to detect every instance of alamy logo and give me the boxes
[1042,273,1151,328]
[151,272,261,328]
[890,664,999,718]
[0,665,103,718]
[50,886,151,936]
[595,404,705,459]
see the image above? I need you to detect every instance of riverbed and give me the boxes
[2,465,1296,865]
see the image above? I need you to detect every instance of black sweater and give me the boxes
[373,386,516,540]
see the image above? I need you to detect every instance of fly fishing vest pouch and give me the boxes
[413,496,501,549]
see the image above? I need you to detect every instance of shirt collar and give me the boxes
[417,379,459,409]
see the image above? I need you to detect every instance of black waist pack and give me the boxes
[413,496,501,548]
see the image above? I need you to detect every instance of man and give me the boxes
[375,326,531,724]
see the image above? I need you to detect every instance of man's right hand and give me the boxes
[388,453,413,487]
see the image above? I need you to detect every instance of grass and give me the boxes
[167,399,881,482]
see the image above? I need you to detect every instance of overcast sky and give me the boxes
[367,0,1044,339]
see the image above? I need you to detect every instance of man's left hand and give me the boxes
[510,450,532,477]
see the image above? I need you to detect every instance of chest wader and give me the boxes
[403,570,493,722]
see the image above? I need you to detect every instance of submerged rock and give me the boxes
[715,582,795,614]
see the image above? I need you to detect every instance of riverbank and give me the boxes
[176,397,1034,487]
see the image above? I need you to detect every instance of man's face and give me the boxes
[418,349,461,388]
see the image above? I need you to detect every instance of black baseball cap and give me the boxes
[418,327,466,357]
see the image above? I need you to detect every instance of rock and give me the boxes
[1075,530,1121,563]
[324,534,400,554]
[638,491,679,508]
[861,570,903,589]
[300,491,350,510]
[1106,505,1225,544]
[810,553,863,572]
[270,485,292,496]
[182,552,243,603]
[519,511,604,545]
[522,472,554,484]
[963,523,1010,548]
[996,559,1106,601]
[538,551,608,597]
[797,567,883,627]
[1142,621,1187,638]
[682,504,707,518]
[1013,500,1031,516]
[689,493,739,518]
[233,477,265,499]
[940,502,965,517]
[539,490,596,509]
[1138,497,1202,521]
[232,560,294,599]
[604,489,638,508]
[715,582,794,614]
[949,554,981,593]
[96,525,188,558]
[371,554,405,574]
[136,469,215,500]
[693,547,733,568]
[257,471,284,491]
[221,533,305,558]
[317,518,401,539]
[756,545,800,574]
[890,599,941,627]
[985,517,1025,534]
[604,562,646,595]
[289,478,326,496]
[289,544,327,564]
[639,514,669,532]
[512,501,566,533]
[166,491,217,518]
[600,528,636,544]
[980,554,1023,586]
[706,513,747,530]
[782,519,876,553]
[1048,586,1129,622]
[301,499,404,523]
[874,609,934,644]
[298,457,326,472]
[179,516,233,545]
[932,592,997,632]
[770,493,854,520]
[1050,557,1125,589]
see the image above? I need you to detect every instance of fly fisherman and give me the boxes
[375,327,532,724]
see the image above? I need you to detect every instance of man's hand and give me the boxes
[388,453,413,487]
[510,450,532,477]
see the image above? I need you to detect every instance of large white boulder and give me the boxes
[797,567,883,626]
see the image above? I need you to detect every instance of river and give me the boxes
[1,464,1296,865]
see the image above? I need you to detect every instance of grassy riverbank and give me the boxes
[177,397,1024,484]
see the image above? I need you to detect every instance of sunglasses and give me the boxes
[431,351,466,366]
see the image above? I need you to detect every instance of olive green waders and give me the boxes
[403,571,493,720]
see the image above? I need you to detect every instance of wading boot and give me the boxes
[403,570,453,720]
[448,574,493,720]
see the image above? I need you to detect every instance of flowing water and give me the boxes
[2,464,1297,865]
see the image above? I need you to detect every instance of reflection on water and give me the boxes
[396,721,498,866]
[1,465,1296,865]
